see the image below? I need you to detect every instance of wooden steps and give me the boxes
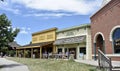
[112,67,120,71]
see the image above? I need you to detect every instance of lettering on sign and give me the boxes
[39,36,45,40]
[32,37,37,42]
[47,34,53,39]
[66,31,74,36]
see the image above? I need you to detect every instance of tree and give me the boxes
[0,0,4,2]
[0,14,19,53]
[1,0,4,1]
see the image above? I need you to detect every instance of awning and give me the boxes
[8,41,21,48]
[8,41,21,50]
[17,41,54,49]
[54,36,86,45]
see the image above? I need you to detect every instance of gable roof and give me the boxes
[90,0,112,18]
[8,41,21,48]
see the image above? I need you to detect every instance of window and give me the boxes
[66,31,74,36]
[58,48,62,54]
[32,37,37,42]
[47,34,53,39]
[113,28,120,53]
[80,47,86,54]
[65,48,68,53]
[39,35,45,40]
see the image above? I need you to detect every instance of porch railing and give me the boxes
[42,53,74,59]
[98,49,112,71]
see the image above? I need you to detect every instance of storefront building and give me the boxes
[54,24,92,60]
[91,0,120,61]
[16,28,57,58]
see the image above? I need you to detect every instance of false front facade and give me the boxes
[54,24,92,60]
[16,28,57,58]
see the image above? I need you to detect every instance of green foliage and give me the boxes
[0,14,19,51]
[0,0,4,2]
[25,50,31,58]
[8,50,16,57]
[89,68,96,71]
[34,49,38,52]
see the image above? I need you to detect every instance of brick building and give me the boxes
[90,0,120,61]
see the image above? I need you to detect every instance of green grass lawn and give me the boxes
[7,57,96,71]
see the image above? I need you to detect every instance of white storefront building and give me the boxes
[54,24,92,60]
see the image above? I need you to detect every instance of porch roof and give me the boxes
[17,41,54,49]
[54,36,86,45]
[8,41,21,48]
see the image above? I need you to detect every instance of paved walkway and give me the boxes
[0,58,29,71]
[75,59,120,68]
[75,59,98,66]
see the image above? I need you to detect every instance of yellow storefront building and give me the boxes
[16,28,57,58]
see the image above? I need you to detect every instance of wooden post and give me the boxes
[55,46,58,53]
[31,48,33,58]
[77,46,80,59]
[16,49,18,57]
[40,47,42,59]
[53,45,56,53]
[24,49,25,58]
[17,49,20,57]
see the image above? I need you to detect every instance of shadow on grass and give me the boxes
[0,64,23,69]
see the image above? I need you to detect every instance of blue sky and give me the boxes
[0,0,102,45]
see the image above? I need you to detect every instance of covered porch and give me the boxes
[16,41,56,59]
[54,36,86,59]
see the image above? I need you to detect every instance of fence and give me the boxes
[98,49,112,71]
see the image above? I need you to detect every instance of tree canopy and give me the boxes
[0,14,19,50]
[0,0,4,2]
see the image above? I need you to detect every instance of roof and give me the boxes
[8,41,21,48]
[32,27,57,36]
[56,24,90,33]
[54,36,86,45]
[101,0,111,7]
[17,41,54,49]
[90,0,112,18]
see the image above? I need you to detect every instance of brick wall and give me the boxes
[91,0,120,55]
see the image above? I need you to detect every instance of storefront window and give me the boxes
[113,28,120,53]
[80,47,86,54]
[58,48,62,54]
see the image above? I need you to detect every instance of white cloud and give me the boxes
[27,28,31,30]
[13,27,17,31]
[24,13,74,17]
[4,8,20,14]
[0,0,21,14]
[11,0,102,15]
[0,0,102,17]
[19,27,31,34]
